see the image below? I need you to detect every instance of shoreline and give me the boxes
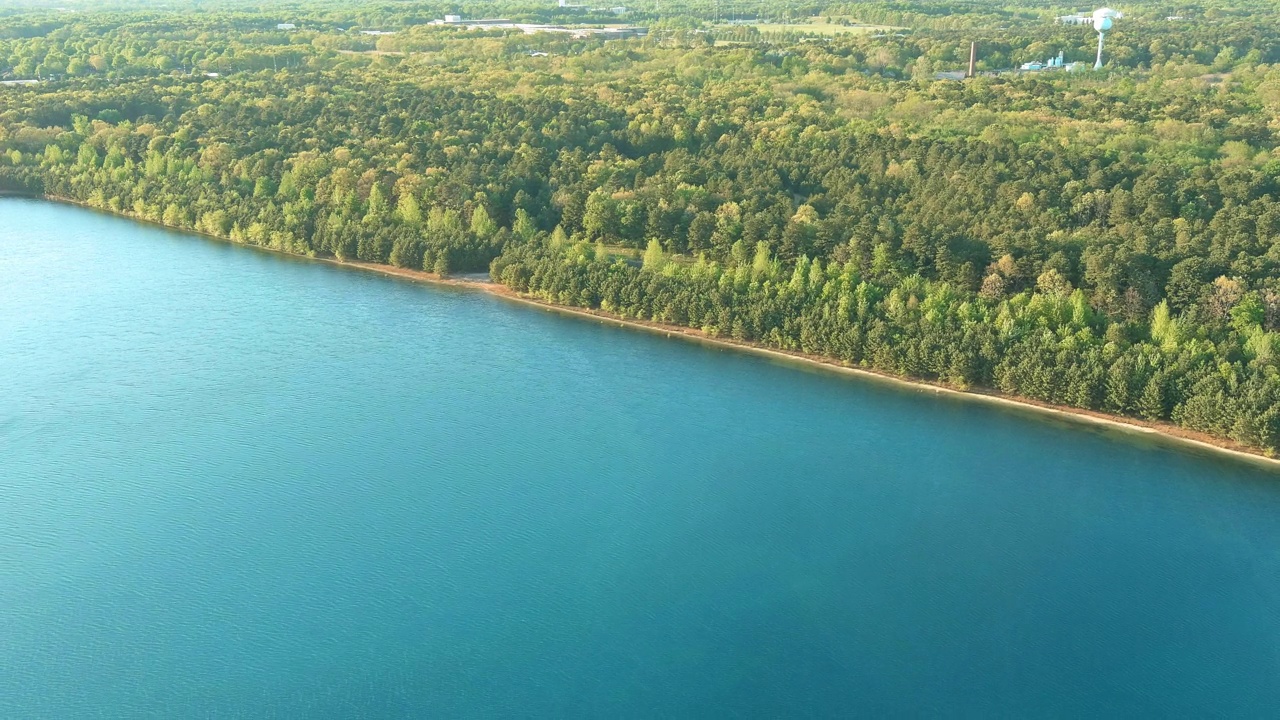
[485,291,1280,471]
[8,192,1280,471]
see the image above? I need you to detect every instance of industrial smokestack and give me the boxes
[967,42,977,78]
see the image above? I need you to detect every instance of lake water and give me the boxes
[3,198,1280,717]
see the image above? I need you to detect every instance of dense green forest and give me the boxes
[4,0,1280,453]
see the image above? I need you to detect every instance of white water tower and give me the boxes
[1092,8,1122,69]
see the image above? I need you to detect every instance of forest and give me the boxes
[4,0,1280,453]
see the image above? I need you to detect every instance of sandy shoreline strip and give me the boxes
[9,193,1279,471]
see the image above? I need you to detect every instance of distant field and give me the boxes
[724,18,902,35]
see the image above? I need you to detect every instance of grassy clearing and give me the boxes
[598,243,640,259]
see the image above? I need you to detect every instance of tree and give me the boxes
[253,177,275,199]
[1036,269,1072,297]
[1150,301,1181,352]
[470,205,496,239]
[512,208,537,241]
[364,184,389,223]
[395,193,422,225]
[582,190,619,242]
[642,239,667,273]
[1231,292,1266,333]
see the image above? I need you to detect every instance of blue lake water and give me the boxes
[3,198,1280,717]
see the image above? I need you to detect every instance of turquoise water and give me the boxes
[3,198,1280,717]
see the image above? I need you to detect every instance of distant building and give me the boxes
[276,23,296,30]
[431,17,512,27]
[580,26,647,39]
[1055,14,1091,25]
[1020,51,1085,72]
[360,30,397,35]
[529,51,550,57]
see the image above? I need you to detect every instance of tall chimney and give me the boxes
[967,42,977,78]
